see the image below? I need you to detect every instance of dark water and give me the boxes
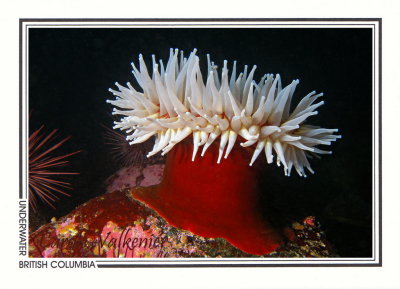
[28,27,373,257]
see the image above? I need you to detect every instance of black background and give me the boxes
[29,27,373,257]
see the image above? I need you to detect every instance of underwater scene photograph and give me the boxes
[26,25,374,259]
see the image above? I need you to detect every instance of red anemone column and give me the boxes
[131,139,286,255]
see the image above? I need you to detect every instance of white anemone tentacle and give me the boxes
[108,48,341,177]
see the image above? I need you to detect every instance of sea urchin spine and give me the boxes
[29,126,80,211]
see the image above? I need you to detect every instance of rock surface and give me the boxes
[105,164,165,193]
[29,188,336,258]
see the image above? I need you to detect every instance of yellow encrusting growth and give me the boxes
[107,49,341,177]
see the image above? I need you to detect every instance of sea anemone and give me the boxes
[29,126,80,211]
[107,48,341,255]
